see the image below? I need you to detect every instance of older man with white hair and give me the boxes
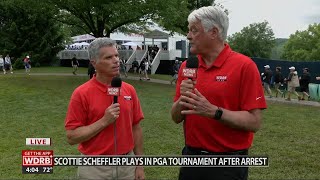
[171,5,267,180]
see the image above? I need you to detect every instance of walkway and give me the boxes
[14,72,320,107]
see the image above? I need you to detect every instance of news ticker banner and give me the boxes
[22,150,269,174]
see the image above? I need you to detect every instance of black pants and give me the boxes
[179,147,248,180]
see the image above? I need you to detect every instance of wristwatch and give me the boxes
[214,107,223,120]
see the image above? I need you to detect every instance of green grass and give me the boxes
[12,66,88,74]
[0,72,319,179]
[126,73,173,81]
[12,66,173,81]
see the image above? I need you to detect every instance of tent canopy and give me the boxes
[121,42,141,46]
[79,42,90,46]
[143,30,170,39]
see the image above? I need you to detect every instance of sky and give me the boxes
[216,0,320,38]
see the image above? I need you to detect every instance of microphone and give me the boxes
[108,76,122,103]
[183,56,199,79]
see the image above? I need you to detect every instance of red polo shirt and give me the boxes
[65,76,144,155]
[174,44,267,152]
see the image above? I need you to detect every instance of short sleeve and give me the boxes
[239,61,267,111]
[65,90,88,130]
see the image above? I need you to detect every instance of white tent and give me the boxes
[72,42,82,47]
[79,42,90,46]
[121,42,141,46]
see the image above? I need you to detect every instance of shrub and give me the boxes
[13,58,24,70]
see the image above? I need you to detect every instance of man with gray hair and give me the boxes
[65,38,145,179]
[171,6,266,180]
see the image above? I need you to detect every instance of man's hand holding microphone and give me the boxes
[178,57,218,119]
[101,76,122,127]
[101,103,120,127]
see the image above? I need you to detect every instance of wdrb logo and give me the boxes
[22,150,53,166]
[107,87,120,96]
[182,68,197,78]
[216,76,227,82]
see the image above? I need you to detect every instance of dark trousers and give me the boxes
[179,146,249,180]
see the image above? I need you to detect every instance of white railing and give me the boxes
[118,50,134,60]
[151,49,162,74]
[125,50,137,71]
[135,50,147,62]
[125,50,147,72]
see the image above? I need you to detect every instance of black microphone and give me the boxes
[110,76,122,103]
[183,56,199,79]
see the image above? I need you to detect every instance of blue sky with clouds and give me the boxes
[217,0,320,38]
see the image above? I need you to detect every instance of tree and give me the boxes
[281,23,320,61]
[227,21,275,58]
[0,0,66,66]
[48,0,165,37]
[48,0,221,37]
[270,38,288,60]
[156,0,216,34]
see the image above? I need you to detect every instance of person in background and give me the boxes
[87,61,95,79]
[4,54,13,74]
[285,66,301,101]
[65,37,145,180]
[132,58,139,74]
[178,61,183,70]
[139,58,150,80]
[299,68,311,100]
[71,54,79,75]
[144,59,150,80]
[24,55,31,75]
[261,65,273,98]
[0,55,4,74]
[171,6,266,180]
[170,60,180,85]
[274,67,283,98]
[120,58,128,78]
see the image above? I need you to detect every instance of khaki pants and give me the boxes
[78,151,135,180]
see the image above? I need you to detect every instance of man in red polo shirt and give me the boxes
[171,6,267,180]
[65,38,145,179]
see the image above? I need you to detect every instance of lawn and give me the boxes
[11,67,173,81]
[0,72,319,179]
[12,66,89,74]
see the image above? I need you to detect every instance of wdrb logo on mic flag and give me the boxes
[107,87,120,96]
[182,68,197,78]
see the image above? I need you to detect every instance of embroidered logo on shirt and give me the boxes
[216,75,227,82]
[124,96,132,100]
[256,96,262,100]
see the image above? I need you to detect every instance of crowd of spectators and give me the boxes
[261,64,318,101]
